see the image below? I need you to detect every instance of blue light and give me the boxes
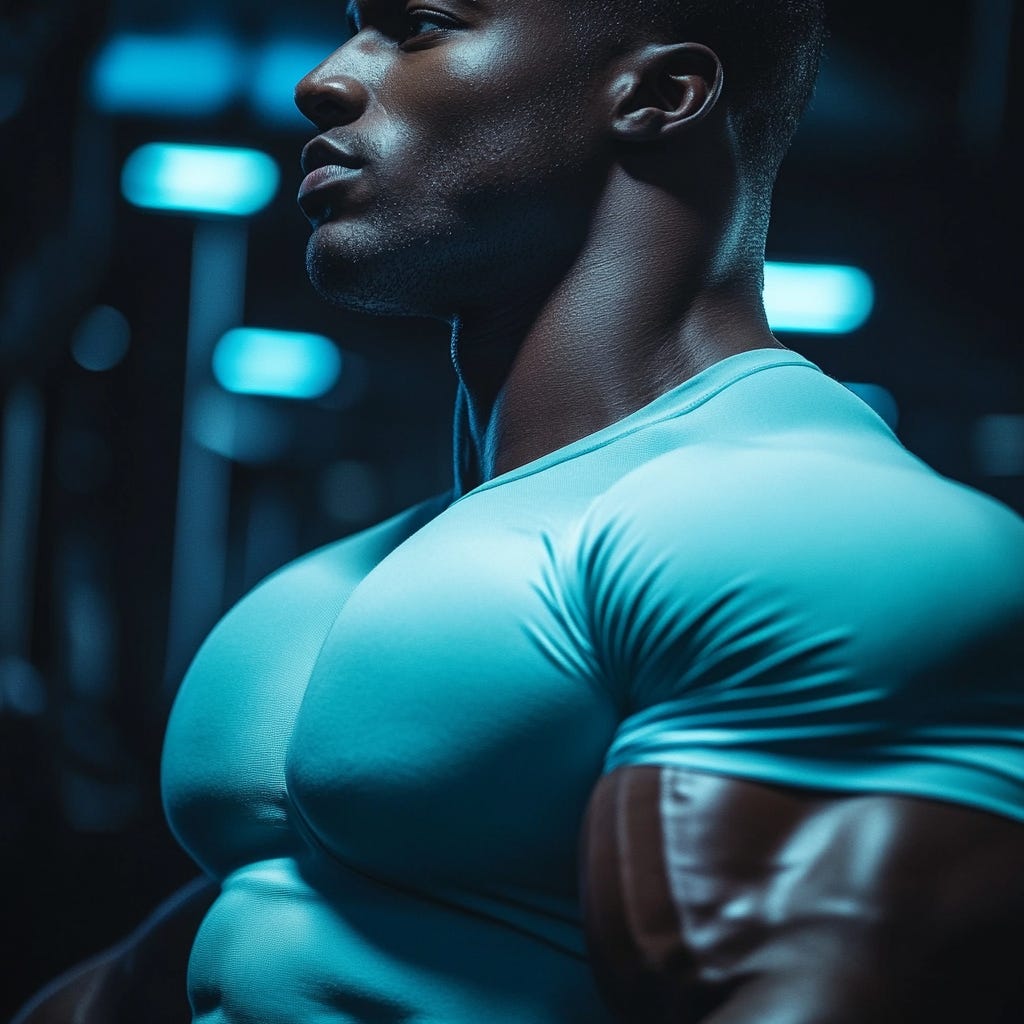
[121,144,279,217]
[71,305,131,372]
[91,33,241,117]
[212,329,343,399]
[764,262,875,334]
[90,31,333,127]
[251,40,330,126]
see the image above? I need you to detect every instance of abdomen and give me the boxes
[188,855,614,1024]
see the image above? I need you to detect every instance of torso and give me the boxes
[163,349,1018,1024]
[163,478,625,1024]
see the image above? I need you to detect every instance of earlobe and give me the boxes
[610,42,724,143]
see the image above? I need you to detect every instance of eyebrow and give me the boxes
[345,0,483,26]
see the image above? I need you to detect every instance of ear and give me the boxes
[609,42,724,142]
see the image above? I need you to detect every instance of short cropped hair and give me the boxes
[602,0,827,224]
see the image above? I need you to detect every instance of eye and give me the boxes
[400,8,460,42]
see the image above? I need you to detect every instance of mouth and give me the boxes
[298,135,367,226]
[298,165,363,226]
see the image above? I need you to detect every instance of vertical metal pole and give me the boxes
[0,381,46,660]
[163,220,248,700]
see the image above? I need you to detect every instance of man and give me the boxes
[17,0,1024,1022]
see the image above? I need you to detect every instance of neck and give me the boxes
[450,169,784,490]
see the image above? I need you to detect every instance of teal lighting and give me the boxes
[90,30,331,128]
[121,143,279,217]
[91,33,241,116]
[71,305,131,372]
[764,262,875,334]
[251,40,330,126]
[212,329,343,399]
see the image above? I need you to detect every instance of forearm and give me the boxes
[12,876,218,1024]
[12,951,123,1024]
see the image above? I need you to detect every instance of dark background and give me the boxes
[1,0,1021,1018]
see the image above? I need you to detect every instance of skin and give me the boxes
[294,0,782,490]
[582,768,1024,1023]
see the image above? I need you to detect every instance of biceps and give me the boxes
[580,766,1024,1024]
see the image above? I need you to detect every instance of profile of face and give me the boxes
[295,0,614,320]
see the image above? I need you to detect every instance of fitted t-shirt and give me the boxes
[162,348,1024,1024]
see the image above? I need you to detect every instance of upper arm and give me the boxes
[568,447,1024,1022]
[568,444,1024,818]
[581,765,1024,1024]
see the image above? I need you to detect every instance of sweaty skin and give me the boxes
[583,769,1024,1024]
[294,0,773,484]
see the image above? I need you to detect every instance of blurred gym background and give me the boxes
[0,0,1020,1016]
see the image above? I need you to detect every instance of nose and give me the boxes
[294,51,370,130]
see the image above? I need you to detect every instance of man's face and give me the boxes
[295,0,612,319]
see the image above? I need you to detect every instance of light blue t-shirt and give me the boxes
[162,348,1024,1024]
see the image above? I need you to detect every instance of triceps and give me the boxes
[580,766,1024,1024]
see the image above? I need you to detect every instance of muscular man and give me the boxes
[17,0,1024,1022]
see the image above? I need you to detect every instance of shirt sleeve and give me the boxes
[568,442,1024,823]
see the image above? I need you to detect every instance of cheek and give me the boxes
[386,38,595,183]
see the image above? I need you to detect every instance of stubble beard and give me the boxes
[303,193,470,319]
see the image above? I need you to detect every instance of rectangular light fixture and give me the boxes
[764,262,875,334]
[212,328,343,399]
[91,33,241,117]
[250,40,332,126]
[121,143,279,217]
[90,31,326,127]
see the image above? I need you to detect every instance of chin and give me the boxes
[304,225,457,320]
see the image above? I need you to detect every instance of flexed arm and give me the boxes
[558,439,1024,1022]
[581,765,1024,1024]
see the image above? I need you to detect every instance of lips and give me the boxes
[298,135,366,224]
[299,161,360,199]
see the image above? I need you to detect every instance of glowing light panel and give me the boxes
[121,144,279,217]
[212,329,343,399]
[90,31,331,127]
[91,34,241,116]
[764,262,875,334]
[251,40,330,126]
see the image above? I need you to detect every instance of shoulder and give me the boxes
[563,435,1023,708]
[573,435,1024,611]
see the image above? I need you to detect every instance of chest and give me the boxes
[163,500,619,895]
[289,510,617,893]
